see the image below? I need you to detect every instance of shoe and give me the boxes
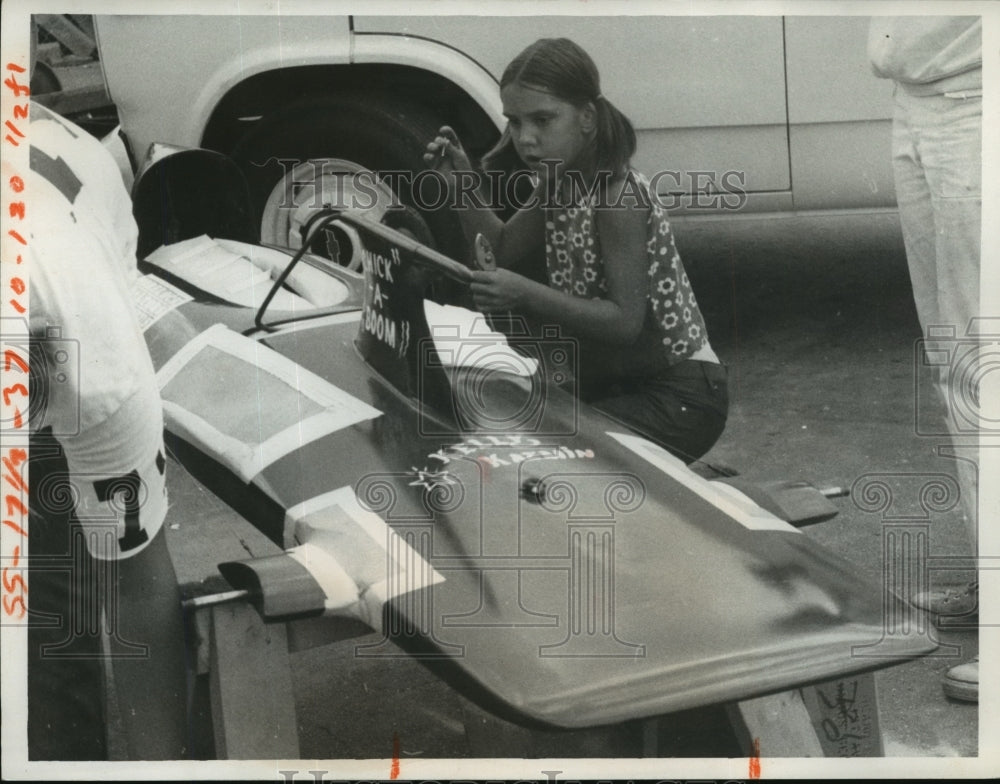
[911,581,978,619]
[942,657,978,702]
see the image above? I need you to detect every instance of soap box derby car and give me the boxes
[131,146,935,734]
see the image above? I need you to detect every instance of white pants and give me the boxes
[892,85,981,548]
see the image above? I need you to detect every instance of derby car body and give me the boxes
[134,151,935,729]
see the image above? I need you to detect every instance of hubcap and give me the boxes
[259,158,400,268]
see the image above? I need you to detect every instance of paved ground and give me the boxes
[288,210,979,763]
[680,211,979,759]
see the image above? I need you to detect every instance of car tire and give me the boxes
[230,93,468,265]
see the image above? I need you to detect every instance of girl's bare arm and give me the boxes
[424,126,545,270]
[471,197,649,345]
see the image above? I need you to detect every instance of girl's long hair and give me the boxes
[481,38,637,180]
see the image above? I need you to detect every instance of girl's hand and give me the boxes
[423,126,471,174]
[470,269,529,312]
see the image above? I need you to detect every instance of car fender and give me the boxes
[350,33,503,129]
[95,15,502,167]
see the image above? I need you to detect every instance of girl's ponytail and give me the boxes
[593,95,636,178]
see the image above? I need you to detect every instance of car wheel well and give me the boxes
[200,63,500,162]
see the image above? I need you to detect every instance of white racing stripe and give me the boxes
[286,486,446,607]
[155,323,381,481]
[286,542,361,613]
[606,431,800,533]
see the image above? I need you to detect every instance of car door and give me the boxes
[784,15,895,210]
[353,15,791,212]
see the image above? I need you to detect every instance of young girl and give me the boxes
[424,37,728,464]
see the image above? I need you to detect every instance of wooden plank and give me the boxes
[285,613,373,653]
[799,671,884,756]
[164,454,283,675]
[726,690,826,758]
[208,603,299,759]
[164,453,281,593]
[36,14,96,57]
[165,455,300,758]
[69,13,96,40]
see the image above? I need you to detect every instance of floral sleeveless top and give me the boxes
[544,172,710,365]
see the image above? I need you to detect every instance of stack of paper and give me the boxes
[145,235,313,311]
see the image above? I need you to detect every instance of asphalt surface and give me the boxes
[287,210,979,762]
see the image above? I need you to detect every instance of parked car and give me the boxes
[94,13,896,260]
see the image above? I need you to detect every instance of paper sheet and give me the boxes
[424,300,539,376]
[130,273,192,332]
[145,234,314,311]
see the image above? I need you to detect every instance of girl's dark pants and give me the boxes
[588,360,729,464]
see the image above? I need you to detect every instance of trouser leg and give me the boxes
[892,89,982,548]
[590,361,729,464]
[27,436,107,760]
